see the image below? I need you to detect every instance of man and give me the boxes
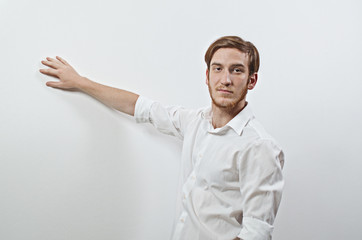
[40,36,284,240]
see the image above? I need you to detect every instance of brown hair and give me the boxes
[204,36,260,76]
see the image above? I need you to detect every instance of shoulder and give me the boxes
[238,118,285,170]
[159,105,205,124]
[241,118,282,150]
[135,95,204,121]
[246,118,276,141]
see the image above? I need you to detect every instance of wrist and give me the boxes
[76,76,91,91]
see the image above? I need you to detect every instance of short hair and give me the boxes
[204,36,260,76]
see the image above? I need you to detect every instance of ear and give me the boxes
[248,72,258,90]
[206,69,209,85]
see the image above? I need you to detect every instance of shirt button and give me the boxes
[183,194,186,200]
[191,175,196,180]
[180,218,185,223]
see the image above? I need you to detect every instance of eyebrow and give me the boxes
[211,62,246,68]
[230,64,246,68]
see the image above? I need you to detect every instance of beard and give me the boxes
[208,82,248,112]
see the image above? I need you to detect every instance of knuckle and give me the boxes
[52,69,59,76]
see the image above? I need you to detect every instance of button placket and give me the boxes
[183,149,203,200]
[179,211,187,223]
[182,169,197,201]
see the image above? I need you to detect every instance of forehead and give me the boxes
[211,48,249,65]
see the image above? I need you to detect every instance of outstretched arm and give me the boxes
[39,56,139,116]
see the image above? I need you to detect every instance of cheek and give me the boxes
[232,81,248,91]
[208,73,219,84]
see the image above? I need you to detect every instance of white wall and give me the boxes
[1,0,361,239]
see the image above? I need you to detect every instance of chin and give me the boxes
[213,98,239,109]
[208,87,247,111]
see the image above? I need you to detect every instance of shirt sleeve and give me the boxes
[237,139,285,240]
[134,95,195,140]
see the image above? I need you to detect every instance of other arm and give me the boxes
[39,56,138,116]
[237,139,285,240]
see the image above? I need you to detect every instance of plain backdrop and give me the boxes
[1,0,361,239]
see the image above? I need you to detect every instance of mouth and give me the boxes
[217,88,233,94]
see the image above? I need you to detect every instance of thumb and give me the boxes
[46,81,63,89]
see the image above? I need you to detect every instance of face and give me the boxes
[206,48,257,112]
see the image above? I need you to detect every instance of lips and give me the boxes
[216,88,233,94]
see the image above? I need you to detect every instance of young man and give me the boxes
[40,36,284,240]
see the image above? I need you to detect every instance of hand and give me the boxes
[40,56,138,115]
[40,56,85,90]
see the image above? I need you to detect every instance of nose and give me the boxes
[220,71,231,86]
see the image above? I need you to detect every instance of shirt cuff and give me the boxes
[134,96,155,123]
[238,217,274,240]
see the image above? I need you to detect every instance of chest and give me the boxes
[181,120,250,189]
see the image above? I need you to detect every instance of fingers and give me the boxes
[39,68,58,77]
[41,56,69,69]
[46,81,63,89]
[39,56,73,89]
[56,56,69,66]
[39,56,69,77]
[41,59,59,69]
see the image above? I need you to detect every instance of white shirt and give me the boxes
[134,96,285,240]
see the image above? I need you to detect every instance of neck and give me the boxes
[211,101,247,129]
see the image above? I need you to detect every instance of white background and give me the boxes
[1,0,361,239]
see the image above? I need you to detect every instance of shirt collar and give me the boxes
[201,103,255,136]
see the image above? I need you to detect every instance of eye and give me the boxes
[213,66,222,72]
[233,68,243,73]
